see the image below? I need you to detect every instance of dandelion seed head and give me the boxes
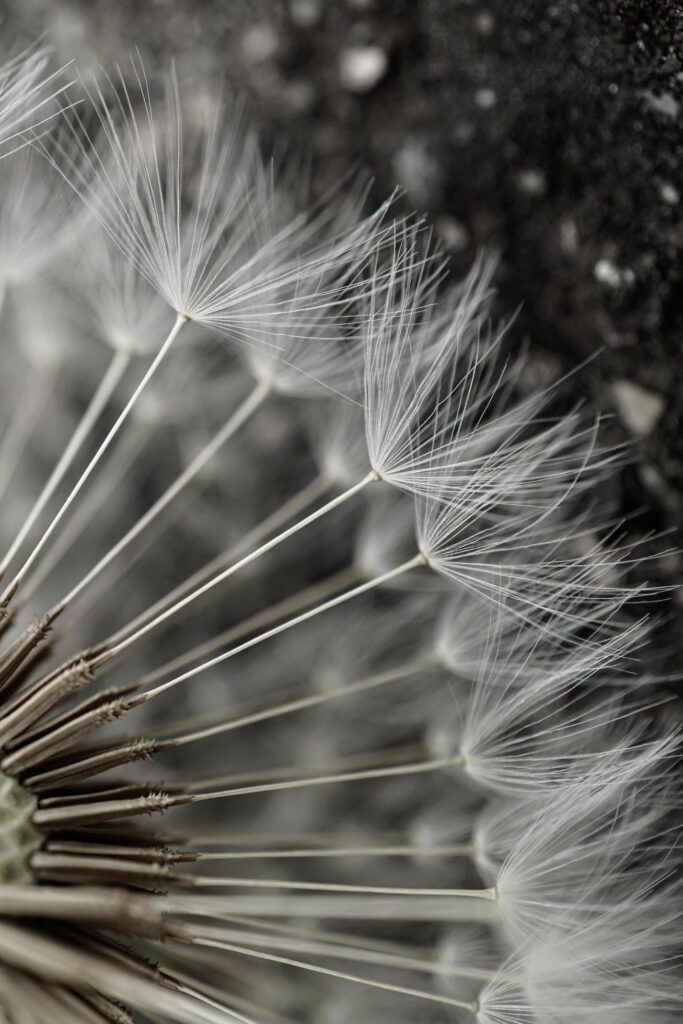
[0,44,679,1024]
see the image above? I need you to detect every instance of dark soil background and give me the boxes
[3,0,682,679]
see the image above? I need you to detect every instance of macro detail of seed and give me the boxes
[0,39,679,1024]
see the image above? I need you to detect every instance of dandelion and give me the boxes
[0,49,679,1024]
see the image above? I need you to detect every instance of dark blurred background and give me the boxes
[3,0,682,674]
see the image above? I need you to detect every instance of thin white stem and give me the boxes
[215,915,497,982]
[171,655,436,747]
[208,914,451,968]
[197,843,473,860]
[22,372,252,603]
[137,564,359,690]
[21,419,151,602]
[105,472,331,648]
[172,965,286,1024]
[1,314,186,598]
[60,379,270,607]
[191,924,497,982]
[167,891,498,924]
[191,877,494,900]
[188,751,463,803]
[186,829,408,847]
[105,471,377,660]
[174,985,261,1024]
[62,472,200,627]
[168,941,308,1020]
[185,744,425,791]
[0,348,130,577]
[150,980,257,1024]
[188,937,479,1014]
[143,554,424,700]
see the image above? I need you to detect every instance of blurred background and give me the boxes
[2,0,682,672]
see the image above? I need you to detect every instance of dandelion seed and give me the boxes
[49,55,403,359]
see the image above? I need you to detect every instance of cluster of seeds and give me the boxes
[0,45,680,1024]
